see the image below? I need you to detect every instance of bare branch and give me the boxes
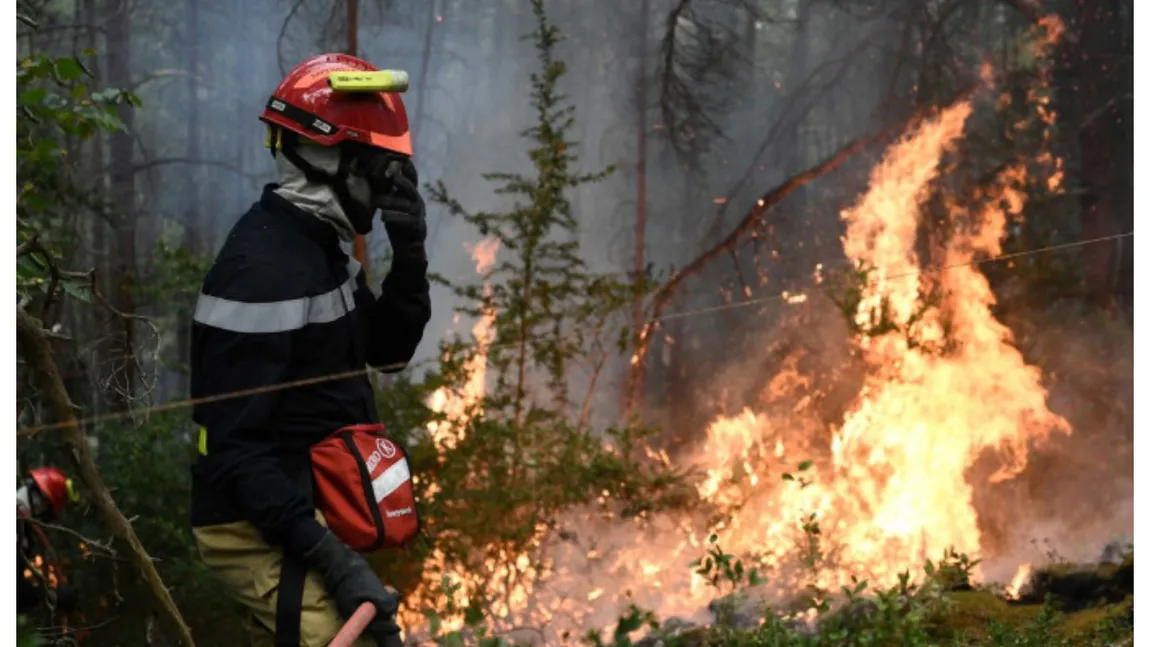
[17,235,40,257]
[127,68,195,93]
[37,616,121,641]
[277,0,309,77]
[625,82,984,406]
[697,43,872,246]
[26,518,122,561]
[657,0,755,161]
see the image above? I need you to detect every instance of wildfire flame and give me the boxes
[402,20,1077,642]
[1004,563,1033,601]
[411,238,503,633]
[426,238,500,454]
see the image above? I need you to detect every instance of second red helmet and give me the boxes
[29,467,79,518]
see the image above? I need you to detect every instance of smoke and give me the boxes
[33,0,1130,620]
[58,0,908,399]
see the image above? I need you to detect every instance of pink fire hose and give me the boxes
[330,603,377,647]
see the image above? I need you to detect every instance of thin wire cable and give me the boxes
[15,232,1131,437]
[656,232,1133,323]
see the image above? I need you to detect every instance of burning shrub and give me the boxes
[369,0,696,633]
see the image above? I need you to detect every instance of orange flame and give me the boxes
[413,239,502,633]
[1004,563,1033,600]
[402,22,1073,637]
[426,239,500,453]
[492,98,1070,634]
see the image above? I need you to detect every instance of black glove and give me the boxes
[374,158,427,264]
[304,531,404,647]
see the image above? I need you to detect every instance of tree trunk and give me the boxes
[411,0,440,148]
[346,0,371,279]
[104,0,137,409]
[175,0,202,394]
[623,0,650,420]
[82,0,109,413]
[1073,0,1127,309]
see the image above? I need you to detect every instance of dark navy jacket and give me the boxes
[189,186,430,555]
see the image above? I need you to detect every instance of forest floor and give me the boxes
[614,554,1134,647]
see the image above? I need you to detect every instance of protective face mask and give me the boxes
[275,146,362,241]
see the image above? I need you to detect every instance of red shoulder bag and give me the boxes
[309,424,420,553]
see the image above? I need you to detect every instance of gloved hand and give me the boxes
[374,158,427,264]
[304,531,404,647]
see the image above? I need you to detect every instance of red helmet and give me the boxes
[260,53,412,157]
[29,467,78,518]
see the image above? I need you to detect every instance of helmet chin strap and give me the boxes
[274,130,375,235]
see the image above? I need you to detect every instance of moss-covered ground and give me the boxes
[606,555,1135,647]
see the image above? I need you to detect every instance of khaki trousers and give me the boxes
[193,513,374,647]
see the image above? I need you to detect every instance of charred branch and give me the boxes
[697,41,871,246]
[626,82,983,405]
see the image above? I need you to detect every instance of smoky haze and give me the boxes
[21,0,1133,625]
[128,0,902,380]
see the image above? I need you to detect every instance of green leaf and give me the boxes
[61,278,92,302]
[464,601,485,627]
[613,606,648,637]
[55,57,84,81]
[19,88,46,105]
[798,460,814,471]
[423,610,442,637]
[17,615,41,647]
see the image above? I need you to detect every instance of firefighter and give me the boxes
[17,467,80,615]
[189,53,430,647]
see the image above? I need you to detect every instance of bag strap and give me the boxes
[275,469,314,647]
